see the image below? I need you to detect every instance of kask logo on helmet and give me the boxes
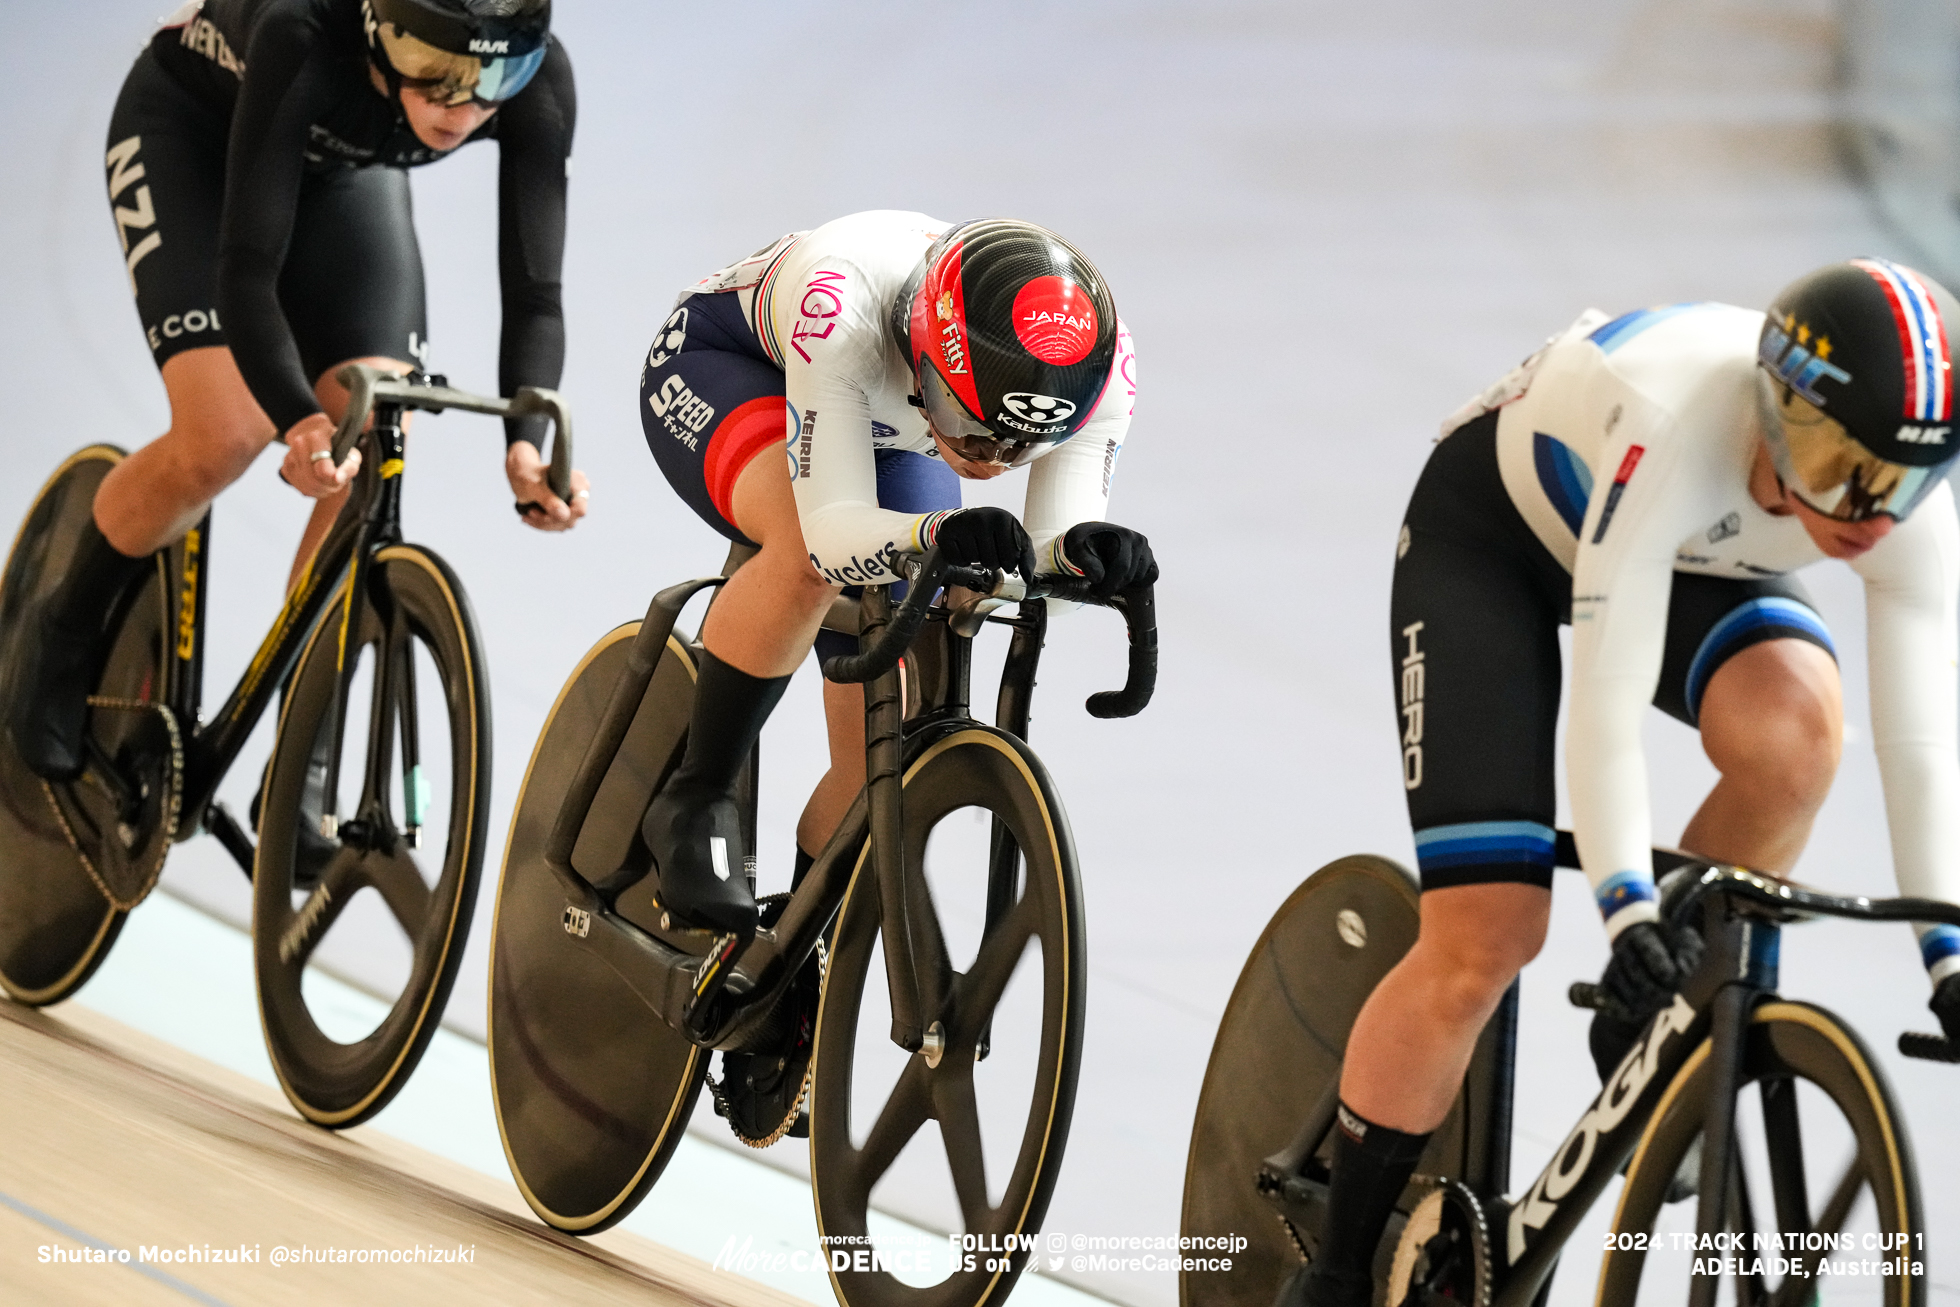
[1000,393,1077,426]
[469,38,510,53]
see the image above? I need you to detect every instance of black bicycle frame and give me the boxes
[1265,864,1960,1307]
[163,403,412,853]
[533,574,1059,1054]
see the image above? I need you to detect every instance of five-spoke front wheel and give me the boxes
[811,726,1085,1307]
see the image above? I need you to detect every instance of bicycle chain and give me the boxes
[39,697,184,913]
[706,894,827,1149]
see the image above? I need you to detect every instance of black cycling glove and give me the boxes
[1932,972,1960,1048]
[1598,920,1704,1025]
[1589,919,1704,1081]
[932,507,1037,580]
[1059,521,1158,600]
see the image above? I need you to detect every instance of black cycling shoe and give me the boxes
[6,522,150,781]
[1274,1263,1371,1307]
[640,784,757,937]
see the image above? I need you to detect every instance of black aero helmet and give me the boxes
[364,0,551,107]
[1758,258,1960,521]
[896,219,1118,467]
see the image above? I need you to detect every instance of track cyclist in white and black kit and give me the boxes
[5,0,588,782]
[634,211,1151,937]
[1286,259,1960,1307]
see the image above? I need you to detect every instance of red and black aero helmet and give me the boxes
[895,219,1118,467]
[1758,258,1960,521]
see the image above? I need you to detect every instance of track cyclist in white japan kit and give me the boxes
[5,0,588,784]
[636,211,1151,939]
[1285,258,1960,1307]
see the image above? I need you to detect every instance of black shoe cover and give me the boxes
[641,785,756,936]
[10,622,107,781]
[7,520,149,782]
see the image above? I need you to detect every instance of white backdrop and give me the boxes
[3,2,1955,1304]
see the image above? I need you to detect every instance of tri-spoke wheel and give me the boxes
[0,446,174,1006]
[811,726,1086,1307]
[488,620,711,1232]
[254,543,489,1127]
[1601,1000,1923,1306]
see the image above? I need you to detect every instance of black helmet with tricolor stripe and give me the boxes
[1758,258,1960,521]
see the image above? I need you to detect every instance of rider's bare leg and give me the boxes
[641,447,840,934]
[799,680,866,856]
[1341,881,1551,1131]
[1289,881,1548,1304]
[704,450,840,675]
[1679,637,1841,873]
[93,346,277,554]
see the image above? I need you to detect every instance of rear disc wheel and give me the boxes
[0,446,171,1005]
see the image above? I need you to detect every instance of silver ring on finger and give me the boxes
[309,449,334,464]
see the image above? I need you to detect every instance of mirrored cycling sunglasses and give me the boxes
[917,366,1044,469]
[376,23,546,107]
[1770,386,1948,522]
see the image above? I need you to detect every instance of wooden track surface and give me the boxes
[0,996,803,1307]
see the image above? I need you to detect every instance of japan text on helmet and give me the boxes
[363,0,550,107]
[894,219,1118,468]
[1758,258,1960,522]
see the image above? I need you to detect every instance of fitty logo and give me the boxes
[1759,316,1852,406]
[469,38,510,54]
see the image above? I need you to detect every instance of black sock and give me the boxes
[791,844,816,893]
[669,649,791,796]
[1313,1103,1431,1279]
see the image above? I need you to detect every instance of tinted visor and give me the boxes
[918,364,1047,468]
[1767,383,1951,522]
[376,24,546,106]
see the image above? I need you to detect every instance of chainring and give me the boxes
[1386,1177,1493,1307]
[41,697,182,912]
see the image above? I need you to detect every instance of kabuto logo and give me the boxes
[646,306,689,370]
[1000,393,1076,427]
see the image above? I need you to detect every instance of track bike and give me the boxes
[488,544,1156,1307]
[0,365,572,1127]
[1180,839,1960,1307]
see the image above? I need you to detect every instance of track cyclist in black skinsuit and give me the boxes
[1285,261,1960,1307]
[5,0,588,782]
